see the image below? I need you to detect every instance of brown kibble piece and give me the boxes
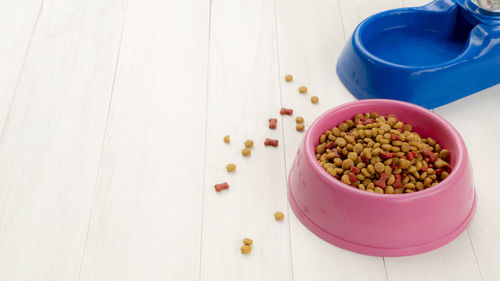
[296,116,304,123]
[224,135,230,143]
[311,96,319,104]
[242,148,251,156]
[434,158,450,169]
[296,123,305,132]
[342,159,354,170]
[274,211,285,221]
[243,238,253,246]
[374,162,385,173]
[244,140,254,148]
[285,74,293,82]
[347,152,358,162]
[439,149,450,160]
[385,186,395,194]
[226,163,236,172]
[341,174,352,185]
[335,137,347,147]
[241,245,252,254]
[367,165,375,174]
[353,143,364,154]
[299,86,308,94]
[339,123,349,131]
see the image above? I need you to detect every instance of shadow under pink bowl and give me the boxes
[288,99,476,257]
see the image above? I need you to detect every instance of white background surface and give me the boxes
[0,0,498,280]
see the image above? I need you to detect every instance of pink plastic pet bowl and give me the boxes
[288,99,476,257]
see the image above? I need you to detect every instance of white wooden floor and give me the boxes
[0,0,499,280]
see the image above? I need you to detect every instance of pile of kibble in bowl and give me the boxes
[316,112,452,194]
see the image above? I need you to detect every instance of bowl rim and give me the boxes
[304,99,467,199]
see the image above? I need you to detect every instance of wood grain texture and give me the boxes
[435,85,500,281]
[385,233,482,281]
[274,1,385,281]
[0,0,126,280]
[338,0,404,39]
[76,0,210,280]
[403,0,432,7]
[199,0,293,280]
[0,0,42,130]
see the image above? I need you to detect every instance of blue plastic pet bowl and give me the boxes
[337,0,500,109]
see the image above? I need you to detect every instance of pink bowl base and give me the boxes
[288,181,476,257]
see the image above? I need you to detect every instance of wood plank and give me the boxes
[199,0,293,280]
[403,0,431,7]
[338,0,404,39]
[385,233,482,281]
[0,0,43,130]
[0,0,126,280]
[77,0,210,280]
[275,1,386,280]
[434,85,500,281]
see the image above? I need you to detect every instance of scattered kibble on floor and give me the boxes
[214,182,229,192]
[274,211,285,221]
[226,163,236,172]
[244,140,254,148]
[219,80,326,249]
[315,112,452,194]
[240,244,252,254]
[242,148,251,156]
[269,118,277,129]
[264,138,279,147]
[280,107,293,115]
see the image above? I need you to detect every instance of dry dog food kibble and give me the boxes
[243,238,253,246]
[241,244,252,254]
[296,116,304,123]
[285,74,293,82]
[299,86,308,94]
[296,123,305,132]
[245,140,254,148]
[274,211,285,221]
[311,96,319,104]
[264,138,279,147]
[269,118,278,129]
[214,182,229,192]
[315,112,452,194]
[224,135,230,143]
[280,107,293,115]
[242,148,251,156]
[226,163,236,172]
